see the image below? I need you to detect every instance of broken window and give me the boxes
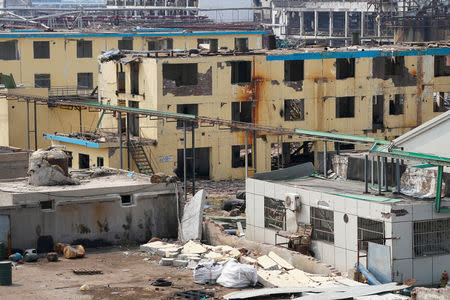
[284,60,304,82]
[79,153,90,169]
[235,38,248,51]
[121,195,133,206]
[40,200,54,211]
[358,217,385,251]
[77,40,92,58]
[372,95,384,130]
[116,64,125,93]
[118,39,133,50]
[130,62,139,94]
[0,40,19,60]
[311,207,334,243]
[97,157,104,167]
[434,55,450,77]
[34,74,50,88]
[148,38,173,50]
[197,38,218,50]
[335,97,355,118]
[231,101,252,123]
[33,41,50,59]
[77,72,93,89]
[385,56,405,76]
[334,143,355,151]
[176,104,198,129]
[230,61,252,84]
[336,58,355,80]
[433,92,449,112]
[264,197,286,230]
[231,145,252,168]
[163,63,198,86]
[128,100,139,136]
[389,94,404,115]
[414,218,450,257]
[284,99,304,121]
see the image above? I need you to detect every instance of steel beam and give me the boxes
[191,122,195,196]
[183,120,187,201]
[118,112,123,169]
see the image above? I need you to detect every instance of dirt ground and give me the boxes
[0,247,243,300]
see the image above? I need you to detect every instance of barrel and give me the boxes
[0,261,12,286]
[209,39,218,52]
[0,242,4,260]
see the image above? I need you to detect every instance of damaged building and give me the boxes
[43,44,450,180]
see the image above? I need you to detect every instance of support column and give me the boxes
[183,120,187,201]
[361,12,364,38]
[126,113,130,170]
[377,13,381,39]
[314,10,318,37]
[191,123,195,196]
[329,11,333,37]
[253,130,257,172]
[299,11,304,36]
[323,141,327,176]
[26,100,30,151]
[364,155,369,194]
[371,156,374,187]
[79,106,82,132]
[245,130,248,179]
[384,157,389,192]
[34,101,37,150]
[377,156,382,195]
[344,11,349,46]
[118,112,123,169]
[395,159,400,194]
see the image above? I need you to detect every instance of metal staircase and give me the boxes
[129,141,154,176]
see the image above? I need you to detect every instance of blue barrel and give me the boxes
[0,261,12,286]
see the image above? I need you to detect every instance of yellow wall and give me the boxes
[96,51,450,180]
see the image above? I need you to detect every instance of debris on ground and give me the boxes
[72,269,103,275]
[216,260,258,288]
[181,189,206,243]
[47,252,58,262]
[151,278,172,287]
[63,245,85,259]
[79,284,90,291]
[175,290,214,299]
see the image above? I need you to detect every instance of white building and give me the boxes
[198,0,254,23]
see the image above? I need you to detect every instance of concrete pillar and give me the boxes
[314,10,318,37]
[329,11,333,37]
[361,12,364,38]
[299,11,304,36]
[344,11,348,46]
[377,14,381,38]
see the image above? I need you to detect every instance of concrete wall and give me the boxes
[0,151,28,179]
[246,178,450,286]
[0,183,178,250]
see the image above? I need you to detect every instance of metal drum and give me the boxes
[0,261,12,286]
[0,242,4,260]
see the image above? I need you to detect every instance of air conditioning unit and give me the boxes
[285,193,300,211]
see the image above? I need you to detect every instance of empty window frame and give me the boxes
[79,153,90,169]
[284,60,304,82]
[385,56,405,76]
[77,72,93,89]
[148,38,173,50]
[130,62,139,94]
[310,207,334,243]
[389,94,404,115]
[40,200,54,211]
[264,197,286,230]
[357,217,385,251]
[414,218,450,257]
[0,40,19,60]
[230,61,252,84]
[231,101,252,123]
[118,39,133,50]
[197,38,218,49]
[34,74,50,88]
[336,58,355,79]
[336,97,355,118]
[77,40,92,58]
[97,157,104,167]
[116,63,125,93]
[433,92,449,112]
[121,194,133,206]
[284,99,305,121]
[235,38,249,51]
[163,63,198,86]
[231,145,252,168]
[434,55,450,77]
[176,104,198,129]
[33,41,50,59]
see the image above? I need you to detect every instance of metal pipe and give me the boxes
[245,130,248,179]
[34,101,37,150]
[183,120,187,201]
[126,113,130,170]
[384,157,388,192]
[253,130,257,173]
[395,158,400,194]
[380,157,384,187]
[377,156,382,195]
[391,157,395,190]
[371,156,374,187]
[364,155,369,194]
[26,99,30,151]
[191,123,195,196]
[323,141,327,176]
[277,135,280,169]
[79,106,82,133]
[336,142,340,155]
[118,112,123,169]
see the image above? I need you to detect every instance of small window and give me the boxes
[264,197,286,230]
[0,40,19,60]
[33,41,50,59]
[77,72,93,89]
[385,56,405,76]
[79,153,90,169]
[121,195,133,206]
[230,61,252,84]
[231,101,252,123]
[434,55,450,77]
[197,38,218,50]
[116,64,125,93]
[40,200,54,211]
[148,38,173,50]
[34,74,50,88]
[231,145,252,168]
[336,96,355,118]
[389,94,404,115]
[118,39,133,50]
[284,60,304,82]
[77,40,92,58]
[414,218,450,257]
[176,104,198,129]
[311,207,334,243]
[358,217,385,251]
[97,157,104,167]
[284,99,304,121]
[235,38,248,51]
[65,151,73,168]
[336,58,355,79]
[163,63,198,86]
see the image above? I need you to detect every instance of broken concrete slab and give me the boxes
[268,251,294,270]
[181,240,207,254]
[257,269,315,288]
[180,189,206,243]
[257,255,279,270]
[173,259,189,267]
[28,149,78,186]
[240,256,257,265]
[159,258,174,266]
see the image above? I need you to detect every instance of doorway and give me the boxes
[176,147,210,179]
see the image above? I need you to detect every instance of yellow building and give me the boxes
[0,29,266,150]
[46,46,450,180]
